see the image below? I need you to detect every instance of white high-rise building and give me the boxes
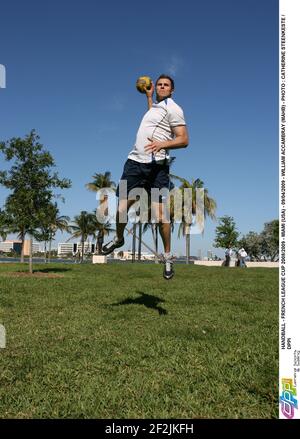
[58,242,95,256]
[0,240,41,254]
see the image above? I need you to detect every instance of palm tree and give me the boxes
[48,211,70,262]
[33,226,51,263]
[33,204,70,262]
[140,222,158,263]
[170,175,217,264]
[147,156,176,261]
[91,210,114,254]
[86,171,116,254]
[67,211,95,263]
[127,199,148,263]
[85,171,116,193]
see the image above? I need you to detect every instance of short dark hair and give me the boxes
[155,74,175,90]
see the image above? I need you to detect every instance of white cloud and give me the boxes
[164,55,183,76]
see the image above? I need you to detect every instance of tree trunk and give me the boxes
[132,223,136,263]
[44,241,47,263]
[151,224,159,264]
[20,231,25,263]
[185,224,190,265]
[138,221,142,261]
[271,251,278,262]
[29,237,33,274]
[97,230,104,255]
[81,237,84,263]
[155,225,158,260]
[48,239,52,263]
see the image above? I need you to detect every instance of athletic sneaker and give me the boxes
[101,236,124,255]
[163,255,174,280]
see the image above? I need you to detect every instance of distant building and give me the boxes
[0,240,20,253]
[113,250,155,261]
[23,240,41,254]
[0,240,40,255]
[58,242,95,256]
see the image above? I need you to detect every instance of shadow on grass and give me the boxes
[110,291,168,315]
[36,267,72,273]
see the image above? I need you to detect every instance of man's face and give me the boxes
[155,78,173,101]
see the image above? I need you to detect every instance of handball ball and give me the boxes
[136,76,152,93]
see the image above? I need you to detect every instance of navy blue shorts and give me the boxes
[116,159,170,198]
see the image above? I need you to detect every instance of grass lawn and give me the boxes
[0,262,278,419]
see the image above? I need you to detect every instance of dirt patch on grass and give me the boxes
[3,271,64,278]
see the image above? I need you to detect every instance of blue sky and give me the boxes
[0,0,279,257]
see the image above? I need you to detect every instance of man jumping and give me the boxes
[101,74,189,279]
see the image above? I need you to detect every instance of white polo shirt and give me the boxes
[128,97,186,164]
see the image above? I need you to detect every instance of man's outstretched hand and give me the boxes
[145,81,154,97]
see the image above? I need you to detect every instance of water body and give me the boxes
[0,257,197,265]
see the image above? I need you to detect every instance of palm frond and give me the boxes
[85,171,116,192]
[170,174,190,187]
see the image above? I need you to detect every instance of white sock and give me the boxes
[164,252,172,259]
